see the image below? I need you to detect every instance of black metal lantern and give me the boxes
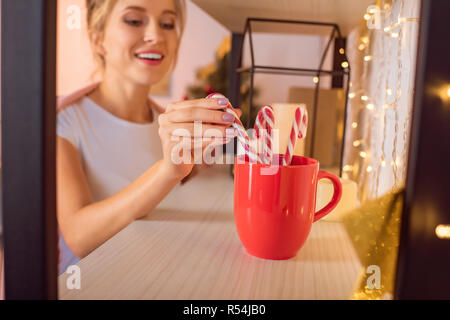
[235,18,351,177]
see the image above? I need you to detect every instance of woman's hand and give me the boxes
[158,97,242,180]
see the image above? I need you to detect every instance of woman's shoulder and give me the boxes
[57,83,100,113]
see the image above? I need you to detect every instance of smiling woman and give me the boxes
[86,0,185,87]
[56,0,241,275]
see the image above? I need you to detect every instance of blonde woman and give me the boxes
[57,0,241,274]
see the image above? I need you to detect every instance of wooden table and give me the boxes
[58,165,361,300]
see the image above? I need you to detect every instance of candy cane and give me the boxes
[284,106,308,165]
[206,93,261,163]
[254,106,275,164]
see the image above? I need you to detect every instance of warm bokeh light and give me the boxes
[343,165,353,172]
[353,140,362,147]
[435,225,450,239]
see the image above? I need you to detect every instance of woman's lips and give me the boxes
[135,56,164,66]
[135,52,165,66]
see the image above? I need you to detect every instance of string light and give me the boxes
[339,48,345,54]
[346,4,420,198]
[399,17,420,23]
[353,140,363,147]
[313,76,319,84]
[343,165,353,172]
[341,61,349,68]
[435,225,450,239]
[384,23,400,33]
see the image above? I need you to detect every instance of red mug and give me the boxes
[233,154,342,260]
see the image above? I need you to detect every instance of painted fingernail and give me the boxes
[218,98,229,106]
[226,128,236,136]
[222,113,234,122]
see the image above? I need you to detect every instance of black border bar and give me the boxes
[395,0,450,299]
[1,0,57,299]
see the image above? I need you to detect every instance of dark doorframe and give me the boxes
[395,0,450,299]
[228,32,244,108]
[1,0,57,299]
[332,37,346,89]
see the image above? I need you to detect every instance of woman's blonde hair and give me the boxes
[86,0,186,75]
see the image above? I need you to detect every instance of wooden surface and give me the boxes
[58,165,361,300]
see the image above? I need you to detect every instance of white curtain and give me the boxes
[343,0,421,203]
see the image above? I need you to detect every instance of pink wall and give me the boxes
[242,32,332,106]
[57,0,99,96]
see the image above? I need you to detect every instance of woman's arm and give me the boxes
[58,97,240,259]
[57,136,180,259]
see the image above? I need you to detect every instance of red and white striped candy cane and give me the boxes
[206,93,261,163]
[254,106,275,164]
[284,106,308,166]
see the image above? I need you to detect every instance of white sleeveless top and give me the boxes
[56,96,163,274]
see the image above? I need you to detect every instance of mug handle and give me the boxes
[313,171,343,222]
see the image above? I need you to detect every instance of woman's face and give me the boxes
[100,0,179,86]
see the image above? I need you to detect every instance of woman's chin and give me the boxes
[133,74,165,87]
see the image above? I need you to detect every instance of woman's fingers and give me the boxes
[167,136,230,163]
[166,98,229,112]
[171,136,231,148]
[160,122,237,139]
[161,107,236,125]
